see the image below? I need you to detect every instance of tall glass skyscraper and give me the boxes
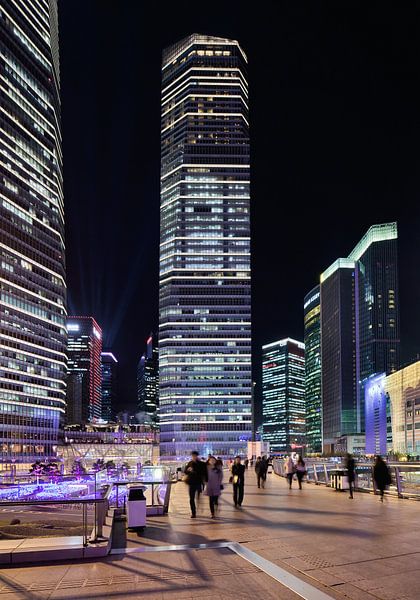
[262,339,305,453]
[320,223,399,452]
[304,286,322,453]
[321,261,359,452]
[159,35,252,459]
[0,1,66,470]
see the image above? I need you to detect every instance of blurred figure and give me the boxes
[255,456,262,488]
[184,451,207,518]
[244,458,249,470]
[296,455,306,490]
[373,455,391,502]
[345,453,356,499]
[216,457,223,468]
[231,456,245,507]
[285,455,295,489]
[206,456,223,517]
[260,455,269,487]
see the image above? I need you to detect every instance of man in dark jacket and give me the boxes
[345,453,356,499]
[184,451,207,518]
[373,455,392,502]
[231,456,245,507]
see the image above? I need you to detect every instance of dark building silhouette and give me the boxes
[101,351,118,422]
[137,334,158,422]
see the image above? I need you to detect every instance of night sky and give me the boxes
[58,1,420,416]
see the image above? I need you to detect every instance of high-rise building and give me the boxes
[320,223,400,453]
[101,351,118,422]
[0,0,66,470]
[364,372,388,456]
[320,259,359,452]
[66,317,102,423]
[159,35,252,459]
[304,286,322,453]
[137,333,158,422]
[262,339,305,453]
[349,223,400,386]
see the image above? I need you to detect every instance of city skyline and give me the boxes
[51,3,420,411]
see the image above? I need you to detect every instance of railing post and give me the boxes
[324,463,329,485]
[82,503,88,547]
[313,464,318,484]
[395,467,403,498]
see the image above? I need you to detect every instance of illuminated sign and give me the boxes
[67,324,79,332]
[304,292,320,310]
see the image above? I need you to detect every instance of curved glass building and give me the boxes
[159,34,252,460]
[0,1,66,470]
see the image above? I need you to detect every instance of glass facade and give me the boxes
[320,262,359,451]
[262,339,305,453]
[137,333,159,422]
[304,286,322,453]
[385,361,420,455]
[0,0,66,469]
[320,223,400,453]
[349,223,400,399]
[66,317,102,424]
[159,35,252,459]
[101,351,118,422]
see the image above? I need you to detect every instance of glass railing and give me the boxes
[272,458,420,499]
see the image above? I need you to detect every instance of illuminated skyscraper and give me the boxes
[304,286,322,453]
[320,223,399,452]
[0,0,66,469]
[66,318,102,423]
[262,339,305,453]
[101,351,118,422]
[137,333,158,422]
[159,35,252,459]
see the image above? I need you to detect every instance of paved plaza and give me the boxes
[0,470,419,599]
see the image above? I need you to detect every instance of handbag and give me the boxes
[232,475,239,484]
[229,476,233,484]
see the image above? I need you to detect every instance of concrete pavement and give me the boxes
[0,468,419,599]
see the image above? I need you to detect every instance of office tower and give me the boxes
[320,223,399,453]
[320,260,359,452]
[262,339,305,453]
[159,35,252,458]
[385,360,420,455]
[349,223,400,383]
[66,317,102,423]
[0,0,66,469]
[137,333,159,422]
[304,286,322,453]
[101,351,118,422]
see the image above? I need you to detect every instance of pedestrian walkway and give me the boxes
[0,469,419,599]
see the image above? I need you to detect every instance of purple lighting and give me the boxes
[365,373,387,455]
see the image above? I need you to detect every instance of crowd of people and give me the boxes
[182,450,393,519]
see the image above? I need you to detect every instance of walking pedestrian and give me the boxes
[184,451,207,518]
[259,455,268,488]
[373,455,391,502]
[206,456,223,517]
[231,456,245,507]
[255,456,263,488]
[345,453,356,499]
[296,455,306,490]
[285,455,295,489]
[244,458,249,470]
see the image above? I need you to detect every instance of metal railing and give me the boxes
[272,459,420,499]
[0,494,110,547]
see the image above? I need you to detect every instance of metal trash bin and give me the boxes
[330,470,349,491]
[127,484,147,528]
